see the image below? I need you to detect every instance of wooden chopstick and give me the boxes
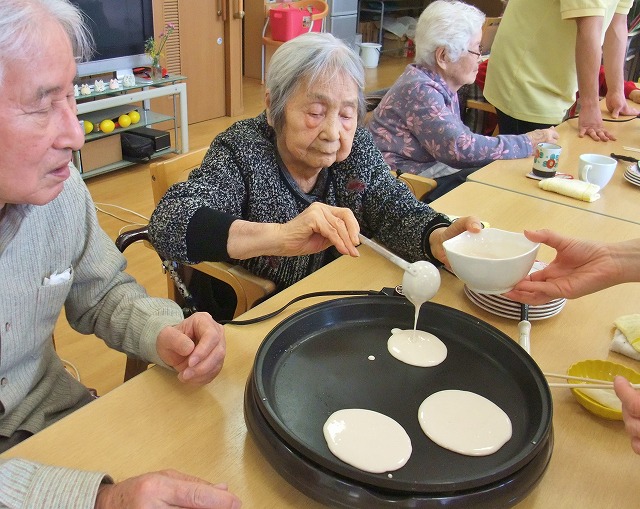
[544,372,613,384]
[544,372,640,389]
[623,146,640,153]
[548,383,618,389]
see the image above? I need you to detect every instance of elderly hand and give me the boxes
[156,312,226,385]
[607,90,640,120]
[428,216,483,267]
[526,126,559,147]
[629,89,640,104]
[503,229,619,305]
[614,376,640,455]
[276,202,361,257]
[95,470,241,509]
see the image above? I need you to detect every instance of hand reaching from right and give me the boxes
[504,229,622,305]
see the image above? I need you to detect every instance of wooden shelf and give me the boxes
[81,110,174,142]
[74,78,189,179]
[79,147,178,179]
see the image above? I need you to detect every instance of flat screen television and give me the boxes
[72,0,154,77]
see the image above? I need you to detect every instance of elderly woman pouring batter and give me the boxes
[149,33,480,317]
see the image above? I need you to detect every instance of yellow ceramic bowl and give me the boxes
[567,360,640,420]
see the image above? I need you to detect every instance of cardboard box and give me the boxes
[359,21,379,43]
[383,33,406,57]
[467,0,504,16]
[80,134,122,173]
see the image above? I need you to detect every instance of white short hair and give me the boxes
[0,0,93,85]
[414,0,485,67]
[266,32,366,132]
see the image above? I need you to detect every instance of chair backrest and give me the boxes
[119,147,276,383]
[150,147,209,206]
[390,171,436,202]
[148,148,276,320]
[480,16,501,55]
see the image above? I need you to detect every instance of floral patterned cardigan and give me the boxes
[367,64,533,178]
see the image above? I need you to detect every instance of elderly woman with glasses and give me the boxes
[149,32,482,319]
[368,0,558,201]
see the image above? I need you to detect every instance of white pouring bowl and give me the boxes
[443,229,540,294]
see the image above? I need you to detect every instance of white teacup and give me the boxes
[578,154,617,189]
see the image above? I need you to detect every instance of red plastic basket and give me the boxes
[269,4,321,42]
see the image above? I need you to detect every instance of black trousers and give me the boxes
[496,109,553,135]
[424,166,481,203]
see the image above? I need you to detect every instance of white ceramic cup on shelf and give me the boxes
[578,154,617,189]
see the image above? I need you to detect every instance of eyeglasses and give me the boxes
[467,45,483,58]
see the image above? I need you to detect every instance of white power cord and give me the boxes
[62,358,81,382]
[94,202,149,224]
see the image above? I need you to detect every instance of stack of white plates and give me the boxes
[623,164,640,187]
[463,261,567,321]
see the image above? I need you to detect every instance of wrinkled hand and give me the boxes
[95,469,241,509]
[504,229,618,305]
[578,102,615,141]
[276,202,360,257]
[526,126,559,147]
[156,312,226,385]
[629,89,640,105]
[614,376,640,455]
[428,216,483,267]
[607,91,640,120]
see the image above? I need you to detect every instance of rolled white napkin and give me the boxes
[538,177,600,202]
[610,328,640,361]
[614,314,640,348]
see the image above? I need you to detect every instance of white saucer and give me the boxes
[462,260,567,321]
[470,289,565,312]
[466,287,565,313]
[623,172,640,186]
[464,286,566,321]
[626,163,640,176]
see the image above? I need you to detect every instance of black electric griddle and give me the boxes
[245,296,553,506]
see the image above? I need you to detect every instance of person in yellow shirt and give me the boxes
[484,0,639,142]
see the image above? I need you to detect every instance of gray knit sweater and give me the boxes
[149,112,451,291]
[0,168,184,508]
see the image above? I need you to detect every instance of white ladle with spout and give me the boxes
[358,234,441,322]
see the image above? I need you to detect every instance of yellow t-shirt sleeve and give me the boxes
[560,0,632,19]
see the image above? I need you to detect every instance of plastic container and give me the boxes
[269,4,321,42]
[360,42,382,68]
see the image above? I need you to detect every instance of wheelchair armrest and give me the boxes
[116,226,150,253]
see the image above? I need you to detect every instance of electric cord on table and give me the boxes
[219,289,400,326]
[565,113,640,122]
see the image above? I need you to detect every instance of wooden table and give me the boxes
[467,103,640,225]
[3,184,640,508]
